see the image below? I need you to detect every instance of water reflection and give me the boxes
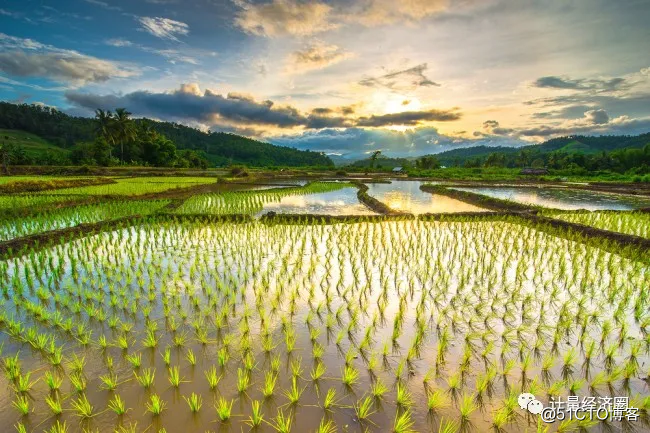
[367,180,487,213]
[453,187,650,210]
[259,187,377,215]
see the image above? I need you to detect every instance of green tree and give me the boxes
[113,108,136,164]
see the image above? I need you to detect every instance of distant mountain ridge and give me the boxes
[433,133,650,165]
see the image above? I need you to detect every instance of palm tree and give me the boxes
[94,109,115,158]
[370,150,382,170]
[113,108,136,164]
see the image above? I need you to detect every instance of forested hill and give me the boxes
[0,102,333,167]
[434,133,650,166]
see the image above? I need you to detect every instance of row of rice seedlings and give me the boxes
[0,218,647,432]
[176,181,353,214]
[39,176,217,196]
[547,210,650,239]
[0,199,170,241]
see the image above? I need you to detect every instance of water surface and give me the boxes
[453,187,650,210]
[259,187,377,215]
[367,180,486,213]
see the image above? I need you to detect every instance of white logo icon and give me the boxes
[528,399,544,414]
[518,393,535,410]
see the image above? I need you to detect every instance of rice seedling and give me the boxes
[12,395,30,416]
[108,394,127,415]
[316,418,337,433]
[215,397,234,422]
[323,388,340,411]
[354,396,376,421]
[393,410,415,433]
[134,368,156,388]
[71,394,94,419]
[341,365,359,387]
[428,389,450,412]
[45,394,63,415]
[247,400,264,428]
[396,382,413,408]
[284,376,305,405]
[269,408,293,433]
[262,371,278,398]
[183,393,202,413]
[146,394,166,416]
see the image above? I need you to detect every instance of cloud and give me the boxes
[532,75,629,92]
[138,17,189,41]
[268,126,525,159]
[0,33,138,85]
[356,109,460,126]
[105,38,133,47]
[359,63,440,91]
[235,0,337,37]
[83,0,122,11]
[103,38,201,64]
[584,108,609,125]
[482,119,514,135]
[66,83,461,132]
[287,43,352,73]
[351,0,450,26]
[65,83,307,127]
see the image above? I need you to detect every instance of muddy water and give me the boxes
[366,180,486,214]
[0,220,648,433]
[453,186,650,210]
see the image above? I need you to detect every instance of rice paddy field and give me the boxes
[0,176,648,433]
[40,177,217,196]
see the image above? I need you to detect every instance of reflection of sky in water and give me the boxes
[453,187,650,210]
[259,187,377,215]
[367,180,486,214]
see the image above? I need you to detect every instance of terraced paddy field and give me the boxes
[0,178,648,433]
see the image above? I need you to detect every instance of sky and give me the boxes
[0,0,649,159]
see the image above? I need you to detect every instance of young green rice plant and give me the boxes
[69,372,87,393]
[271,354,281,373]
[71,394,94,419]
[284,376,305,405]
[134,368,155,388]
[14,371,38,393]
[354,396,376,421]
[247,400,264,428]
[392,410,415,433]
[168,366,184,388]
[459,394,477,431]
[205,366,221,390]
[217,348,229,367]
[161,347,171,366]
[45,394,63,416]
[428,389,450,413]
[183,393,202,413]
[100,373,119,391]
[12,395,30,416]
[396,382,413,409]
[342,365,360,387]
[146,394,166,416]
[323,388,340,411]
[126,353,142,369]
[237,368,250,393]
[215,397,234,422]
[269,408,293,433]
[186,349,196,366]
[108,394,127,415]
[316,418,337,433]
[310,362,326,382]
[262,371,278,398]
[438,418,460,433]
[45,370,63,391]
[46,421,69,433]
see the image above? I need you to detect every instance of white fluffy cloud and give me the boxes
[138,17,189,41]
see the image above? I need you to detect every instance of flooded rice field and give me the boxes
[367,181,486,214]
[0,219,648,433]
[452,187,650,211]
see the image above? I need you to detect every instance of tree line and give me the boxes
[0,102,333,168]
